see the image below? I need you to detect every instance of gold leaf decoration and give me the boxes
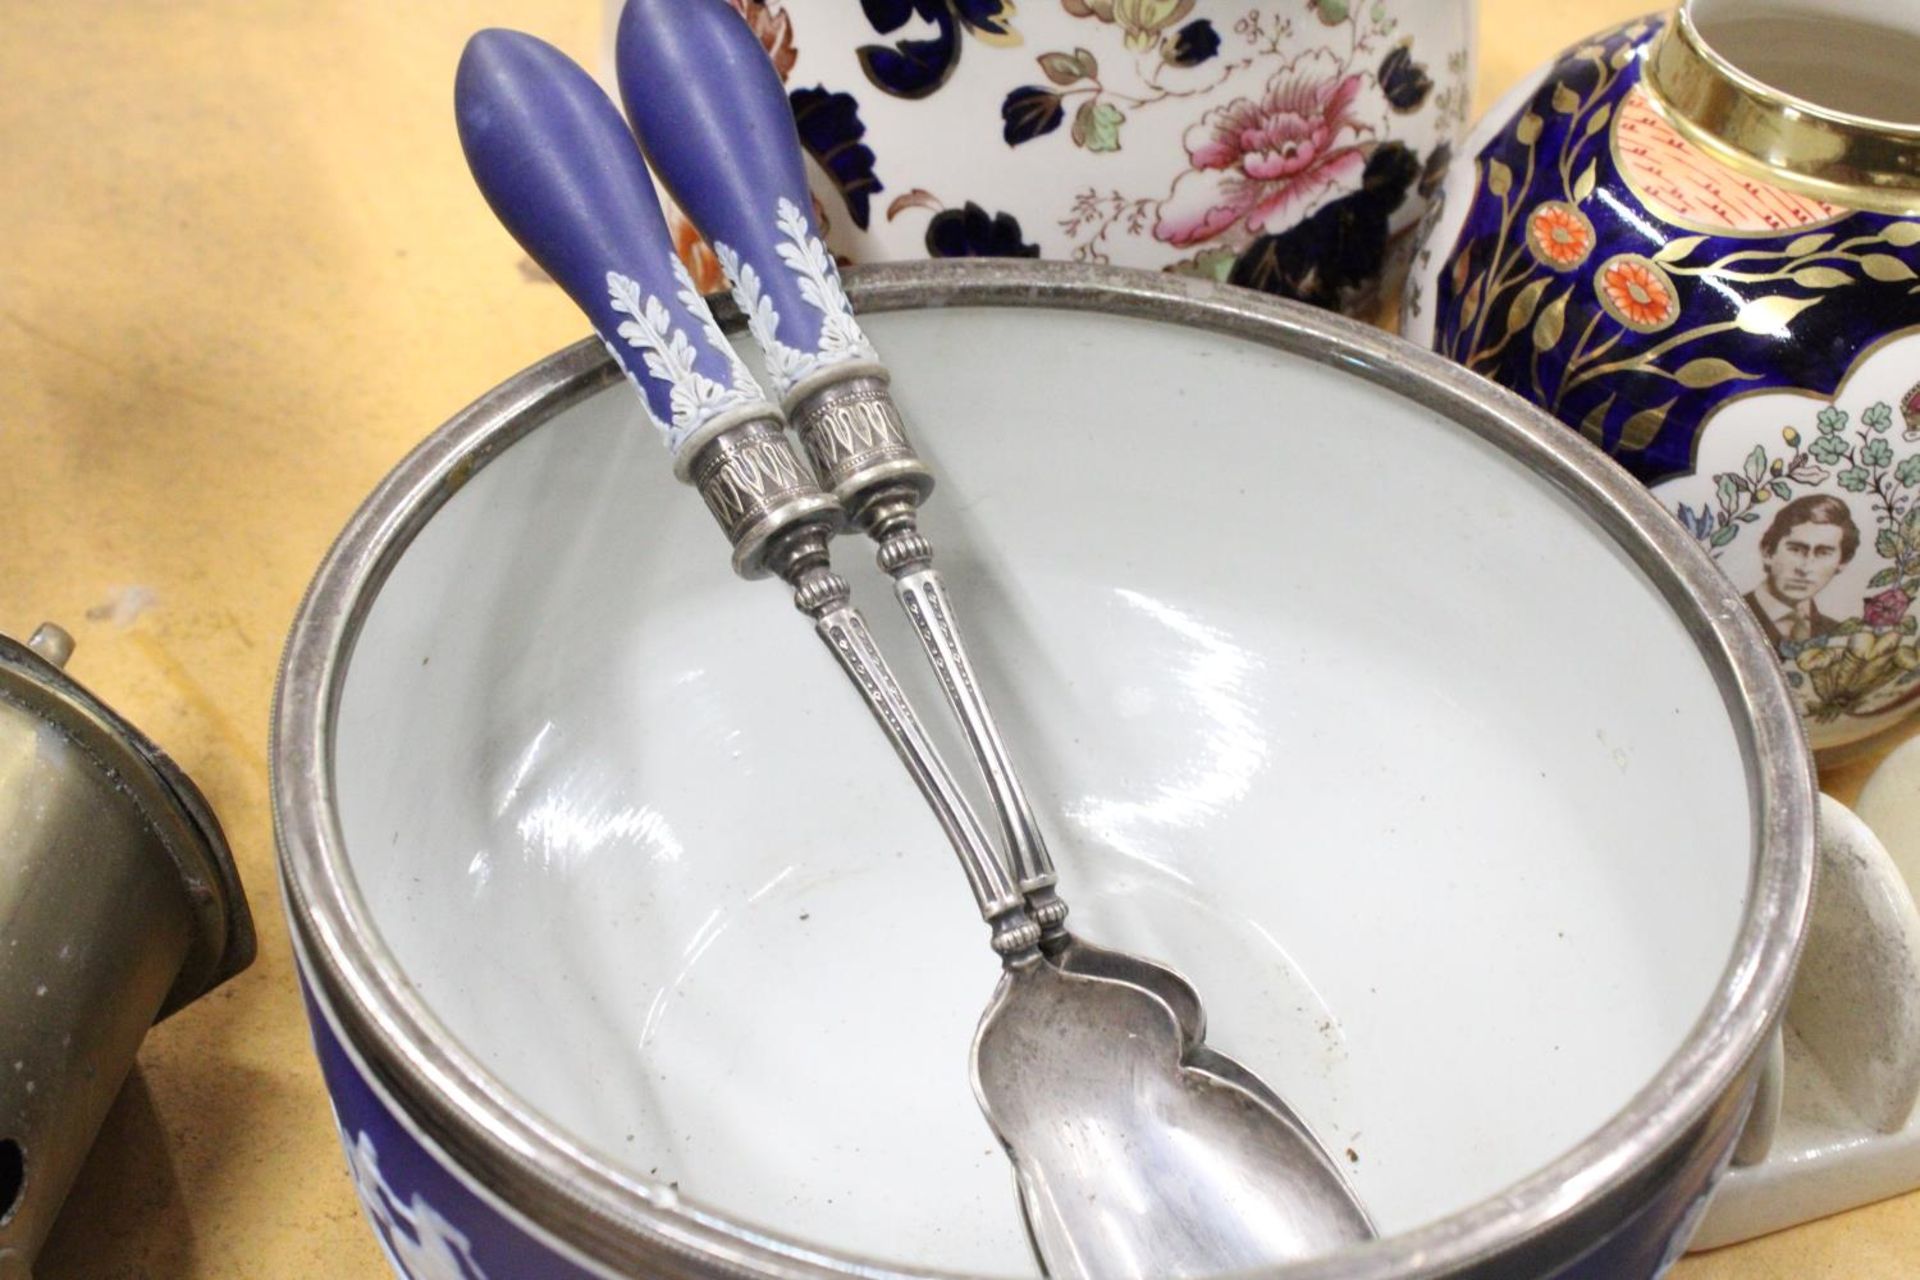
[1673,358,1759,389]
[1619,398,1677,452]
[1488,160,1513,198]
[1507,278,1549,337]
[1881,222,1920,247]
[1516,112,1543,145]
[1574,161,1597,203]
[1584,103,1614,136]
[1533,287,1570,352]
[1654,235,1707,264]
[1461,275,1484,329]
[1552,82,1581,114]
[1450,244,1473,294]
[1862,254,1919,282]
[1735,294,1822,337]
[1791,266,1853,288]
[1580,393,1615,446]
[1784,233,1834,257]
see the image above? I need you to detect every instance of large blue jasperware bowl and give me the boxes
[274,261,1812,1279]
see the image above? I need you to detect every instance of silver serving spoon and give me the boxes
[611,3,1375,1274]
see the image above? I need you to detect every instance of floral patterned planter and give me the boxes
[631,0,1475,315]
[1404,4,1920,755]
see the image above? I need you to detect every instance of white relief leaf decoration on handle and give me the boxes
[718,196,878,400]
[600,273,672,435]
[645,295,697,387]
[672,254,764,401]
[716,240,810,390]
[773,197,838,309]
[606,269,760,452]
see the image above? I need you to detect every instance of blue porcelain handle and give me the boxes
[455,28,774,471]
[615,0,881,409]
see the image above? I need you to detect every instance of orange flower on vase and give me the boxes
[669,206,727,296]
[1595,254,1679,333]
[1525,201,1595,270]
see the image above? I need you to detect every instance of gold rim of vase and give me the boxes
[1644,4,1920,216]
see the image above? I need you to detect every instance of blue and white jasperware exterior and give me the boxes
[1404,0,1920,756]
[274,260,1814,1280]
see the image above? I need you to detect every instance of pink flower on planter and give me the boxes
[1155,54,1371,248]
[1864,587,1913,630]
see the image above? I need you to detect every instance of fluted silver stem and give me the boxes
[868,512,1070,943]
[768,524,1040,959]
[785,381,1070,945]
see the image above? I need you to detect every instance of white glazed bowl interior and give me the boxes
[332,302,1753,1276]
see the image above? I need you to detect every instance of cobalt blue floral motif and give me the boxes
[858,0,1019,99]
[1001,85,1067,146]
[789,86,883,230]
[1166,19,1221,67]
[1229,143,1420,310]
[1428,17,1920,487]
[1378,43,1433,113]
[926,201,1041,257]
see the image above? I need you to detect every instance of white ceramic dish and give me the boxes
[1693,794,1920,1250]
[277,262,1812,1278]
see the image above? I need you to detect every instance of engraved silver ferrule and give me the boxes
[789,376,934,511]
[688,416,844,579]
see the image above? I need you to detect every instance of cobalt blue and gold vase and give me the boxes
[1404,0,1920,755]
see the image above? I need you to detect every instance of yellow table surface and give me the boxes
[2,2,1914,1275]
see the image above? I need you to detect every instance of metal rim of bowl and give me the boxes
[272,259,1815,1280]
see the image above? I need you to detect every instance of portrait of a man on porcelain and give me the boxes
[1741,495,1859,649]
